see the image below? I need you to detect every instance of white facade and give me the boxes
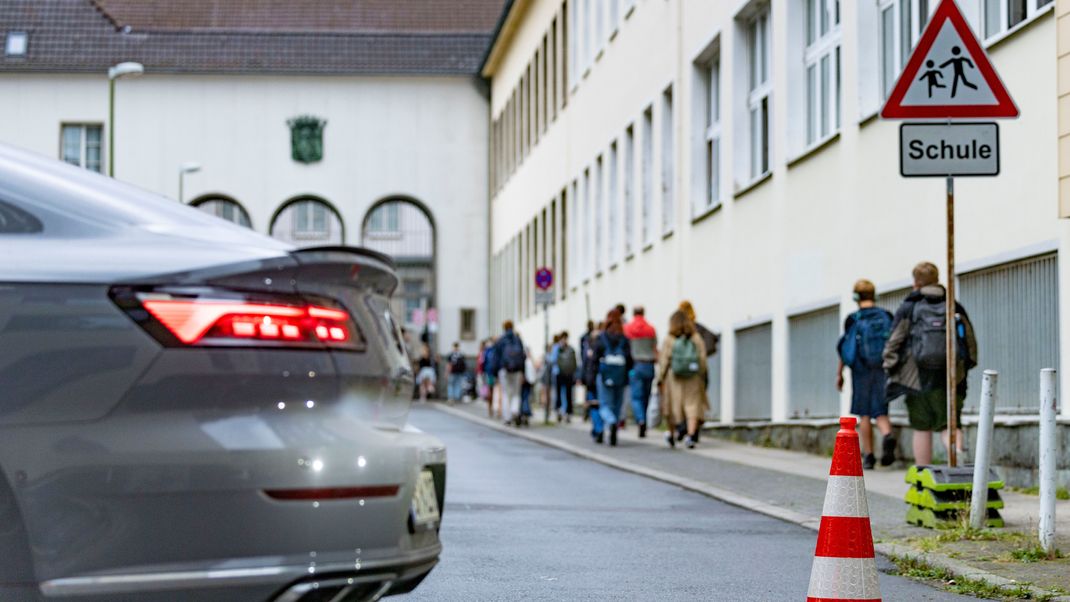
[485,0,1069,421]
[0,73,490,355]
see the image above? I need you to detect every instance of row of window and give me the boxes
[490,1,569,194]
[493,0,1052,202]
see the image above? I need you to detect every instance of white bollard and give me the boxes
[1039,368,1058,555]
[970,370,998,530]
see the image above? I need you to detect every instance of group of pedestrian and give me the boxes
[472,322,539,426]
[837,261,978,470]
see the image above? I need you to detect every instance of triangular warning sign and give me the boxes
[882,0,1018,119]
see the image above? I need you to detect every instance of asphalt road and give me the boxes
[399,405,978,601]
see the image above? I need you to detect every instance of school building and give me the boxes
[483,0,1070,439]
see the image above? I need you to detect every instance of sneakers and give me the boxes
[685,435,696,449]
[638,423,647,439]
[881,434,897,467]
[666,432,675,448]
[609,425,618,447]
[594,431,604,444]
[863,453,877,470]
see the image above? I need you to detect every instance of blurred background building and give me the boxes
[0,0,506,357]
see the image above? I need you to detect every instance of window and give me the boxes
[569,179,578,288]
[583,167,592,279]
[623,124,635,256]
[366,203,400,235]
[582,0,592,71]
[984,0,1053,40]
[460,308,476,341]
[594,155,603,274]
[60,124,103,173]
[702,56,722,212]
[804,0,841,146]
[879,0,934,99]
[608,140,619,265]
[747,8,772,179]
[5,31,27,56]
[641,106,653,246]
[193,198,252,228]
[595,0,605,53]
[0,200,42,234]
[610,0,621,33]
[661,86,675,235]
[270,198,344,246]
[569,0,579,88]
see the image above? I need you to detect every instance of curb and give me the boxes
[431,403,1068,601]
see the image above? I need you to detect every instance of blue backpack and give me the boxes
[840,308,892,369]
[484,344,501,376]
[598,334,628,388]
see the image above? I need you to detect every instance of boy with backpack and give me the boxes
[836,279,896,469]
[552,331,578,422]
[492,320,527,426]
[446,342,467,403]
[884,262,978,466]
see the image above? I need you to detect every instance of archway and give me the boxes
[269,195,345,247]
[189,194,253,229]
[362,197,436,354]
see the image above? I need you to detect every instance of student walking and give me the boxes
[837,280,896,469]
[493,321,527,426]
[552,332,578,422]
[579,320,602,433]
[585,312,632,446]
[676,301,718,443]
[445,342,467,403]
[480,338,500,418]
[658,311,708,449]
[623,306,657,438]
[883,262,978,466]
[415,345,436,402]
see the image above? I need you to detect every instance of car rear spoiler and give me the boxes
[289,246,399,297]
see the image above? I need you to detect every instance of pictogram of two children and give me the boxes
[919,46,978,98]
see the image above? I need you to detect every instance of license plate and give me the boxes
[411,470,440,527]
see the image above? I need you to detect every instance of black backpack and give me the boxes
[449,352,467,374]
[557,346,577,376]
[502,334,526,373]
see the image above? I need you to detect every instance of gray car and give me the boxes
[0,144,445,602]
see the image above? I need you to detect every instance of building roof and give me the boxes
[0,0,508,75]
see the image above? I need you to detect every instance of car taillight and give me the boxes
[111,287,363,351]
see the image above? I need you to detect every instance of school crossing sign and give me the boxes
[881,0,1017,120]
[882,0,1017,178]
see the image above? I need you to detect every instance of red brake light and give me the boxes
[113,288,363,351]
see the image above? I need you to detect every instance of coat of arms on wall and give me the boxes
[287,115,326,164]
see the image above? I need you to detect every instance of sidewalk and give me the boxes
[435,400,1070,600]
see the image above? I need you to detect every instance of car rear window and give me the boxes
[0,199,42,234]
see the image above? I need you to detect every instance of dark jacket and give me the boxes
[694,322,719,357]
[883,284,978,399]
[584,331,634,389]
[491,330,524,373]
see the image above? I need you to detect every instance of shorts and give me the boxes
[850,367,888,418]
[905,370,966,432]
[417,367,436,386]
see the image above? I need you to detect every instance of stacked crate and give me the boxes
[905,465,1004,529]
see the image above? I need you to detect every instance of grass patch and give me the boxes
[1011,486,1070,500]
[1008,544,1064,563]
[890,555,1051,600]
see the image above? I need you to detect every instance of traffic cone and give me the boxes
[806,416,881,602]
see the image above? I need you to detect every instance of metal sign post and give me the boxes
[946,175,957,467]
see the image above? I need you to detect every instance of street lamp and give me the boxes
[178,162,201,203]
[107,61,144,177]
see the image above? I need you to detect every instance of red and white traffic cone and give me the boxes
[806,416,881,602]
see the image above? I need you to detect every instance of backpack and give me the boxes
[910,299,973,371]
[671,335,701,378]
[598,334,628,388]
[840,309,892,369]
[449,352,467,375]
[501,334,526,373]
[557,345,578,376]
[483,344,501,376]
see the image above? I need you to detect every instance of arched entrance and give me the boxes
[362,197,436,353]
[269,195,345,247]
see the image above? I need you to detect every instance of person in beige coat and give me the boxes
[657,311,708,448]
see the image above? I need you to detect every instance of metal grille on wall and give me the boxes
[788,306,841,418]
[958,253,1059,413]
[734,323,772,420]
[707,354,722,421]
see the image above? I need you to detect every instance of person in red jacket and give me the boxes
[623,306,657,438]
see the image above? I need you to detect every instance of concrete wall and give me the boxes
[0,73,490,356]
[488,0,1070,422]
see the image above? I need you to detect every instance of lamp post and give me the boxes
[178,162,201,203]
[107,61,144,177]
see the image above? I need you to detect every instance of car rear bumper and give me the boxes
[39,543,440,601]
